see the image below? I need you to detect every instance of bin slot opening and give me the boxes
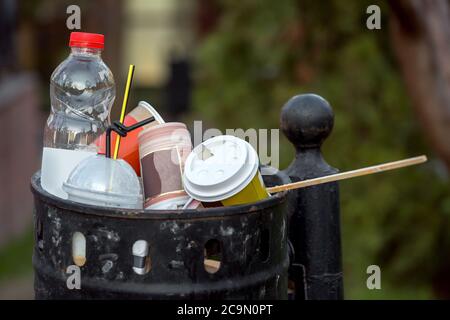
[260,229,270,262]
[204,239,222,274]
[132,240,151,275]
[35,216,44,252]
[72,232,86,267]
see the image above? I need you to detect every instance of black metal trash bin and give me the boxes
[31,169,290,300]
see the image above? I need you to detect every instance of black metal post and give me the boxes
[281,94,343,300]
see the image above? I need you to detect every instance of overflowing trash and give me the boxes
[40,32,427,211]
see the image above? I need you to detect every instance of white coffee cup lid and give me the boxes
[138,101,165,124]
[183,135,259,202]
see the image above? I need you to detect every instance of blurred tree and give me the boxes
[193,0,450,298]
[390,0,450,172]
[390,0,450,297]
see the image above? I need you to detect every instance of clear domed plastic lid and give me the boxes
[63,155,143,209]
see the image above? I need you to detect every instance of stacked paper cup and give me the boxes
[138,122,194,209]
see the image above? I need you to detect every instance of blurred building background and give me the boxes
[0,0,449,299]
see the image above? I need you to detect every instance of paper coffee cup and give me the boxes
[138,122,193,210]
[183,135,269,206]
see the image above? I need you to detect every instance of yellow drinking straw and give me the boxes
[113,64,135,160]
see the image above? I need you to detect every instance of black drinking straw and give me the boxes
[105,116,155,158]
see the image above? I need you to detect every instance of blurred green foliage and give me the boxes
[0,229,33,284]
[192,0,450,298]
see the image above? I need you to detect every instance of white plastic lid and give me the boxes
[138,101,165,124]
[183,135,259,202]
[63,155,143,209]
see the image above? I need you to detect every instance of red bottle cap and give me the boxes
[69,32,104,49]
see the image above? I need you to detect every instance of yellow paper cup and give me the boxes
[183,135,269,206]
[221,171,268,206]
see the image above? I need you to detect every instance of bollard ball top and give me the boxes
[280,94,334,149]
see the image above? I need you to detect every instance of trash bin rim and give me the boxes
[31,171,288,220]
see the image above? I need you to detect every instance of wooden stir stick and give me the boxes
[266,155,427,194]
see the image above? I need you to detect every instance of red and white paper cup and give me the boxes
[138,122,196,210]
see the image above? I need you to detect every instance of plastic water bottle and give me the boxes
[41,32,115,199]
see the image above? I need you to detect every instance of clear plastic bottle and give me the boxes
[41,32,115,199]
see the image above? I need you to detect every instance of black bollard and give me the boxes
[281,94,343,300]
